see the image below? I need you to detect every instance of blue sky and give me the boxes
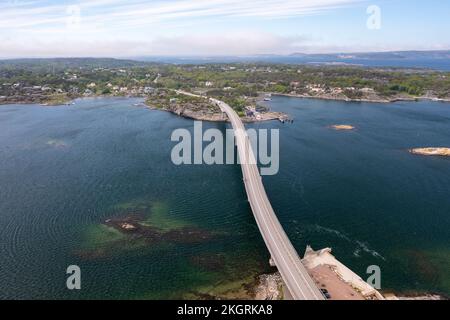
[0,0,449,57]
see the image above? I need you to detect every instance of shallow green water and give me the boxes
[0,96,449,299]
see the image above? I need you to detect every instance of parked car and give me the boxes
[321,289,331,299]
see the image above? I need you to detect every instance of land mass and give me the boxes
[1,58,450,122]
[145,89,288,122]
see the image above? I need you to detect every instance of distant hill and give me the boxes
[0,58,152,70]
[1,51,450,71]
[289,50,450,60]
[134,50,450,70]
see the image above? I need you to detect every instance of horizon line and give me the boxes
[1,49,450,61]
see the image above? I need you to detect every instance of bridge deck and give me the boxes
[211,98,324,300]
[177,91,324,300]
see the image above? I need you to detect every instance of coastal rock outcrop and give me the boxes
[330,124,355,131]
[410,147,450,157]
[253,272,284,300]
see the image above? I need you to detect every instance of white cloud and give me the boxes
[0,0,367,57]
[3,0,443,57]
[0,32,309,57]
[148,32,311,55]
[0,0,363,30]
[2,30,445,59]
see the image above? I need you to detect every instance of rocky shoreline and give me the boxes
[410,147,450,157]
[148,103,287,123]
[384,292,448,300]
[3,90,449,110]
[0,93,76,106]
[330,124,356,131]
[395,294,446,300]
[229,271,448,300]
[1,92,288,123]
[253,272,284,300]
[145,89,290,123]
[186,271,284,300]
[271,92,450,104]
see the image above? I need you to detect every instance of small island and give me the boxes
[410,147,450,157]
[330,124,355,131]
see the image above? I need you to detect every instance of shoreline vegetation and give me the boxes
[144,89,289,123]
[3,86,450,106]
[191,270,448,300]
[271,92,450,104]
[2,89,449,123]
[3,87,450,108]
[1,58,450,118]
[3,89,449,118]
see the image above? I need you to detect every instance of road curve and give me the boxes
[177,91,324,300]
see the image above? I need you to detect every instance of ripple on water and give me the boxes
[1,219,25,278]
[290,223,386,261]
[2,97,450,298]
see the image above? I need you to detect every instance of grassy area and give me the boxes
[42,93,72,105]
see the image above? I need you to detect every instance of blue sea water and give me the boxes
[0,96,449,299]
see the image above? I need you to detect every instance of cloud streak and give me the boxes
[0,0,362,30]
[0,0,368,57]
[0,32,311,57]
[4,0,443,57]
